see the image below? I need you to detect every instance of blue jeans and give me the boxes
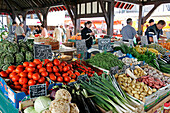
[84,48,91,59]
[17,35,25,43]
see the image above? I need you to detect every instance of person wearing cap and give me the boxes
[121,18,140,42]
[145,20,166,44]
[149,19,154,26]
[81,21,95,59]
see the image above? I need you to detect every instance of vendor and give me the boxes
[41,25,48,38]
[15,22,25,43]
[81,21,95,59]
[121,18,140,43]
[145,20,166,44]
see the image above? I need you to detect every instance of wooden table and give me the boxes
[146,95,170,113]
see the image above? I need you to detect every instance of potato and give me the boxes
[134,94,140,99]
[132,91,137,94]
[152,88,157,92]
[140,82,144,86]
[127,78,132,83]
[148,89,153,95]
[144,85,148,90]
[137,91,141,94]
[140,95,144,98]
[118,74,124,78]
[115,74,118,78]
[136,85,141,89]
[140,87,144,92]
[141,92,147,96]
[122,83,128,87]
[132,79,136,84]
[134,70,138,75]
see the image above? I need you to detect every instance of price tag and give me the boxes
[29,84,47,99]
[110,66,119,75]
[141,36,148,46]
[34,44,53,60]
[98,38,111,51]
[117,50,123,57]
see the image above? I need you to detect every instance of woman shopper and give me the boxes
[81,21,95,59]
[41,25,48,38]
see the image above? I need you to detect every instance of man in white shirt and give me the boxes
[53,26,61,42]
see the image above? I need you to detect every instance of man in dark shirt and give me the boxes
[81,21,95,59]
[145,20,166,44]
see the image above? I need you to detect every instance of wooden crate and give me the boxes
[45,41,59,50]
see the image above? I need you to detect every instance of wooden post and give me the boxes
[107,1,114,36]
[20,12,27,32]
[40,7,49,28]
[138,5,143,36]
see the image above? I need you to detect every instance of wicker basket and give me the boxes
[44,41,59,50]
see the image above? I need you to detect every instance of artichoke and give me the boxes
[4,54,14,64]
[26,51,33,61]
[15,53,24,63]
[2,64,11,71]
[8,44,19,53]
[20,46,28,53]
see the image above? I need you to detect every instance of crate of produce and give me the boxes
[0,77,29,108]
[44,41,59,50]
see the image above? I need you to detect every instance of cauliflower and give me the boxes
[49,99,70,113]
[55,89,72,103]
[69,103,79,113]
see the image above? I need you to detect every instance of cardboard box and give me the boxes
[0,77,29,108]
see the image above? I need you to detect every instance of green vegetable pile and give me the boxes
[86,52,124,70]
[114,43,170,74]
[0,40,34,71]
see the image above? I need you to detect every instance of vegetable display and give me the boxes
[80,73,144,113]
[160,42,170,50]
[121,57,140,65]
[0,40,33,71]
[0,59,81,94]
[134,45,160,55]
[115,73,157,101]
[86,52,124,70]
[146,43,167,55]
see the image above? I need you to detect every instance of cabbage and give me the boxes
[34,96,52,113]
[24,106,38,113]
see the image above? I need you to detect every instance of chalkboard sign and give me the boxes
[98,38,111,51]
[29,84,47,99]
[34,44,53,60]
[76,40,87,54]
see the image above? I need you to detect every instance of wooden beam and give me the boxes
[35,10,43,24]
[40,7,50,28]
[142,0,170,5]
[107,0,114,36]
[77,13,104,18]
[62,0,75,25]
[142,2,162,24]
[138,5,143,35]
[98,0,109,26]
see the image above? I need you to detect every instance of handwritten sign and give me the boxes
[29,84,47,99]
[34,44,53,60]
[98,38,111,51]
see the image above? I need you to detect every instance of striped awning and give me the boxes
[114,1,134,10]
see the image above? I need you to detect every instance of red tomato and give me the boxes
[37,64,43,69]
[15,67,23,73]
[32,73,40,81]
[67,64,73,68]
[58,65,62,72]
[33,59,41,65]
[62,61,67,65]
[41,71,48,77]
[46,67,52,73]
[29,62,36,68]
[14,82,20,86]
[8,65,15,72]
[28,72,33,79]
[60,62,66,67]
[22,84,28,88]
[62,73,68,77]
[46,62,53,67]
[75,71,81,76]
[49,73,56,81]
[57,76,63,82]
[21,88,28,94]
[9,72,17,79]
[53,59,60,66]
[28,79,36,86]
[64,76,71,82]
[6,69,11,74]
[19,78,28,85]
[0,71,8,78]
[55,73,61,77]
[17,65,24,68]
[26,67,35,72]
[20,72,27,78]
[38,77,45,83]
[14,85,22,90]
[53,66,59,73]
[12,75,20,82]
[70,73,76,79]
[23,62,29,67]
[63,66,70,72]
[35,69,39,73]
[67,70,73,75]
[23,70,28,73]
[39,68,46,73]
[43,59,50,65]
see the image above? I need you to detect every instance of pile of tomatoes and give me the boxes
[0,59,80,95]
